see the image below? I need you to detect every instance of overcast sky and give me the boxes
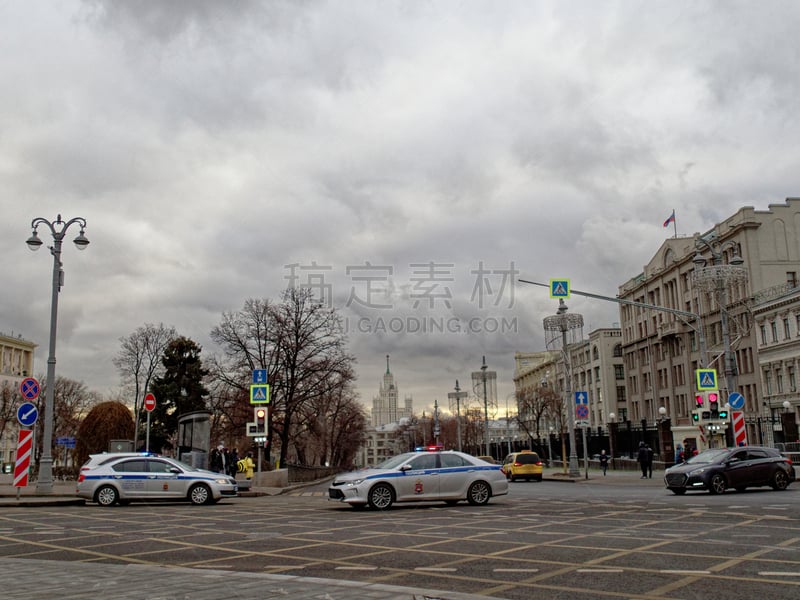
[2,1,798,419]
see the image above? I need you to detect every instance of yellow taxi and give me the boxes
[501,450,543,482]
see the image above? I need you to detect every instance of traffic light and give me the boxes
[695,393,705,408]
[708,391,720,418]
[692,410,700,423]
[255,407,266,433]
[718,408,729,420]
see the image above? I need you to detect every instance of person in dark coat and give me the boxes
[645,445,654,478]
[599,449,609,476]
[637,442,648,478]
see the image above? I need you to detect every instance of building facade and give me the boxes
[618,198,800,451]
[1,332,37,471]
[752,285,800,446]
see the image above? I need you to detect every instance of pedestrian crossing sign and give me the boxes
[550,279,570,298]
[250,384,270,405]
[695,369,718,391]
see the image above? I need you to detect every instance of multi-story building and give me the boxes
[618,198,800,450]
[513,329,624,435]
[569,329,626,429]
[1,332,37,471]
[371,355,413,427]
[752,285,800,446]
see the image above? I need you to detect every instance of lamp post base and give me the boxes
[35,457,54,494]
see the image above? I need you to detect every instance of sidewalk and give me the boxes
[541,464,665,486]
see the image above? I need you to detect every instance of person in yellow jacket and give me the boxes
[242,452,255,480]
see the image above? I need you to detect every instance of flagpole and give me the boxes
[672,209,677,238]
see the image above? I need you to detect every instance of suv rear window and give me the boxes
[516,453,540,465]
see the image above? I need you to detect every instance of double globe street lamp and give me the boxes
[26,215,89,494]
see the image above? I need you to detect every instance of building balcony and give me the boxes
[658,319,689,339]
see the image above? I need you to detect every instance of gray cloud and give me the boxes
[2,1,799,414]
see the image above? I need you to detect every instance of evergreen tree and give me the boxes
[147,336,209,453]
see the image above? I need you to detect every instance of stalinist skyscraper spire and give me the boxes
[371,354,413,426]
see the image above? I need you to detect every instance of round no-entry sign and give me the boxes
[144,392,156,412]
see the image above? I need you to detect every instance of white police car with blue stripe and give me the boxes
[77,455,238,506]
[328,448,508,509]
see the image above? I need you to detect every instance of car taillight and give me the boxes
[77,473,85,483]
[535,461,542,466]
[513,461,522,467]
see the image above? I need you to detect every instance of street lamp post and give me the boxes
[448,380,468,452]
[481,356,490,457]
[543,299,583,478]
[26,214,90,494]
[692,236,748,411]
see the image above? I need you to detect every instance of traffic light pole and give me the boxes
[519,279,709,367]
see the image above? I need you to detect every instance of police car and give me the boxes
[77,455,238,506]
[328,447,508,509]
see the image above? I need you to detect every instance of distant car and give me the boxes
[476,455,498,464]
[328,449,508,509]
[77,455,238,506]
[501,450,543,482]
[664,446,795,495]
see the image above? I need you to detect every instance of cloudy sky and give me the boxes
[2,1,798,418]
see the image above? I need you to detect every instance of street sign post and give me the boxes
[19,377,40,400]
[17,402,39,428]
[574,391,589,427]
[250,384,270,404]
[13,429,33,488]
[143,392,156,452]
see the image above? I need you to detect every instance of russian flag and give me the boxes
[663,210,675,228]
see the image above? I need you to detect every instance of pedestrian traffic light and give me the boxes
[255,407,266,433]
[695,392,705,407]
[708,391,720,417]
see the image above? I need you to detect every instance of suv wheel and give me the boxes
[771,470,789,491]
[709,474,726,495]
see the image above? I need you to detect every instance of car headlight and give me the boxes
[214,478,231,485]
[688,468,707,476]
[345,479,364,486]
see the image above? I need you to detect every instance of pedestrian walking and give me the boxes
[646,444,654,478]
[242,452,255,480]
[599,449,609,476]
[228,448,239,478]
[637,442,648,478]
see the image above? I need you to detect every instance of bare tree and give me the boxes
[113,323,177,448]
[210,289,359,468]
[270,287,357,467]
[294,376,365,467]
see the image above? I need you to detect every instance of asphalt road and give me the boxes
[0,478,798,599]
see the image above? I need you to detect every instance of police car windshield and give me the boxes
[377,453,415,470]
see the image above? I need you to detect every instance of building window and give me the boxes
[785,318,791,340]
[614,365,624,380]
[790,366,797,393]
[777,370,784,394]
[771,321,778,343]
[765,371,773,396]
[788,272,798,288]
